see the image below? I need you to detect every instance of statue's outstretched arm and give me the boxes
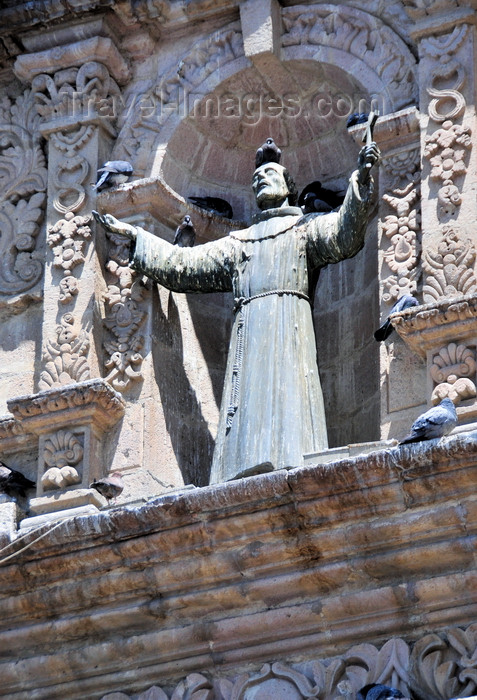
[92,210,137,240]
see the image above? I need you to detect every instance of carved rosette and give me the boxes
[103,231,147,392]
[47,211,92,303]
[380,149,421,304]
[0,90,47,297]
[97,626,475,699]
[422,224,477,303]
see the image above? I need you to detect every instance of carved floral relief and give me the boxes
[430,342,476,405]
[42,429,83,491]
[422,224,477,303]
[380,149,421,304]
[0,90,47,296]
[98,624,477,699]
[103,232,147,392]
[39,313,91,390]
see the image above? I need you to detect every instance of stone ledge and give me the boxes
[0,431,476,697]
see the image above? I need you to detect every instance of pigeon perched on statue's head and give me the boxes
[92,160,133,191]
[399,397,457,445]
[374,294,419,342]
[255,138,281,168]
[356,683,406,700]
[173,215,196,247]
[90,472,124,504]
[0,462,35,500]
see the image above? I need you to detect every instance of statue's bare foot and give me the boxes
[92,210,136,240]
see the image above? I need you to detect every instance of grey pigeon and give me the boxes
[357,683,406,700]
[347,112,369,128]
[399,397,457,445]
[0,463,35,499]
[299,180,345,213]
[188,196,233,219]
[92,160,133,191]
[173,215,196,247]
[255,137,281,168]
[374,294,419,341]
[90,472,124,503]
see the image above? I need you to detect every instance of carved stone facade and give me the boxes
[0,1,476,698]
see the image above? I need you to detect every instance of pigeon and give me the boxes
[188,196,233,219]
[374,294,419,341]
[90,472,124,503]
[357,683,406,700]
[92,160,133,191]
[173,215,196,247]
[255,137,281,168]
[399,397,458,445]
[0,463,36,500]
[298,180,345,213]
[347,112,369,128]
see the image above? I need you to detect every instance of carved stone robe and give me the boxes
[130,171,372,484]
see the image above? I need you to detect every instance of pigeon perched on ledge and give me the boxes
[399,397,457,445]
[255,137,281,168]
[357,683,406,700]
[173,215,196,247]
[0,463,35,500]
[374,294,419,342]
[90,472,124,504]
[92,160,133,191]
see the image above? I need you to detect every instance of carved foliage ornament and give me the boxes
[42,429,83,491]
[0,90,47,295]
[380,150,421,304]
[98,625,477,699]
[422,224,477,303]
[39,313,91,391]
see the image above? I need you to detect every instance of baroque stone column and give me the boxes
[6,28,131,519]
[392,3,477,426]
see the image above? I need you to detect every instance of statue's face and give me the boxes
[252,163,289,209]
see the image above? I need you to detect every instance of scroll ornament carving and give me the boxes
[402,0,458,20]
[42,429,83,491]
[422,224,477,303]
[47,212,92,303]
[39,313,91,390]
[103,233,147,392]
[98,625,477,699]
[426,58,466,123]
[0,90,47,295]
[113,22,244,161]
[281,5,416,108]
[423,120,472,217]
[380,181,421,304]
[430,342,476,404]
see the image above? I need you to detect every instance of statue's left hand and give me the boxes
[357,142,380,183]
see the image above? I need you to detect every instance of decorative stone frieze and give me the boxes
[0,89,47,301]
[422,223,477,303]
[39,312,91,390]
[430,343,476,405]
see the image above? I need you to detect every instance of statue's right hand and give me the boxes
[92,210,136,240]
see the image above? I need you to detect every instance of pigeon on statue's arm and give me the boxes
[173,215,196,247]
[0,462,36,499]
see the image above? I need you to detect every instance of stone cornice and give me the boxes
[14,35,130,84]
[7,378,125,434]
[0,430,476,696]
[392,293,477,357]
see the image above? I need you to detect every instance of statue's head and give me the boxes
[252,162,298,210]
